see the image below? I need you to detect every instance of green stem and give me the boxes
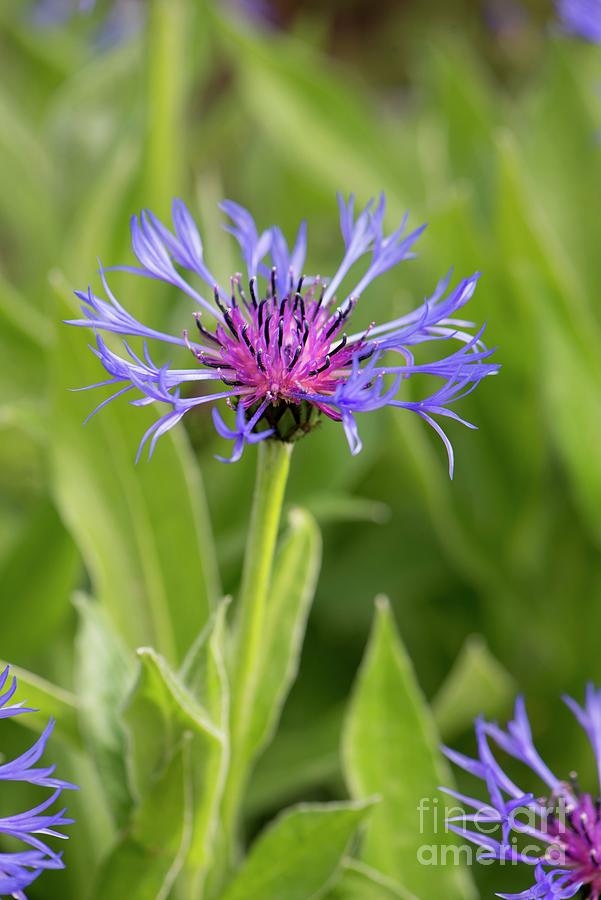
[231,440,292,739]
[211,440,292,891]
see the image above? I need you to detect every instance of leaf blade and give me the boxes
[342,598,476,899]
[221,800,376,900]
[245,507,322,763]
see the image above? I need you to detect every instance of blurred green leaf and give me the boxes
[74,593,135,826]
[179,598,230,871]
[244,507,322,764]
[50,115,219,667]
[221,799,376,900]
[515,42,601,303]
[432,635,516,741]
[124,625,230,895]
[93,736,193,900]
[247,705,342,818]
[342,597,476,899]
[125,645,224,801]
[540,308,601,547]
[325,859,417,900]
[0,660,82,750]
[62,128,142,279]
[51,280,219,663]
[304,493,390,526]
[214,15,411,208]
[420,38,497,209]
[47,43,143,218]
[496,135,601,546]
[0,496,79,660]
[0,82,55,257]
[0,270,51,396]
[495,132,600,360]
[145,0,187,213]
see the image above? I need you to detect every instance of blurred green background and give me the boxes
[1,0,600,896]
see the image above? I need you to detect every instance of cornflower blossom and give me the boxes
[556,0,601,44]
[32,0,142,44]
[32,0,99,26]
[443,687,601,898]
[0,666,76,898]
[225,0,279,28]
[69,194,498,473]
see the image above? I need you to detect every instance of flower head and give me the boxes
[443,687,601,899]
[556,0,601,44]
[69,194,498,474]
[32,0,142,45]
[0,666,77,898]
[32,0,100,25]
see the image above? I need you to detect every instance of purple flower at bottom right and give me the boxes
[443,686,601,898]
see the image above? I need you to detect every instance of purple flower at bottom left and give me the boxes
[0,666,77,899]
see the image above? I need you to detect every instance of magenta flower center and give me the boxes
[189,274,366,415]
[546,792,601,897]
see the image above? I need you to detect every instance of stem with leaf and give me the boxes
[211,439,293,891]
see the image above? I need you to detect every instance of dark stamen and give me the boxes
[330,334,348,356]
[223,308,239,340]
[213,285,228,317]
[249,277,258,309]
[279,296,288,318]
[294,292,306,320]
[312,284,326,321]
[258,299,267,330]
[241,323,255,356]
[357,346,376,362]
[278,318,284,350]
[324,313,342,340]
[194,315,222,346]
[271,267,277,298]
[324,300,354,340]
[297,275,305,293]
[236,279,249,310]
[257,348,266,373]
[339,299,355,323]
[264,314,272,348]
[287,344,302,371]
[229,277,238,309]
[309,355,331,377]
[201,357,232,370]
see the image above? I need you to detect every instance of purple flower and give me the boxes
[224,0,279,29]
[31,0,142,45]
[443,687,601,899]
[31,0,99,25]
[69,195,499,474]
[0,666,77,898]
[556,0,601,44]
